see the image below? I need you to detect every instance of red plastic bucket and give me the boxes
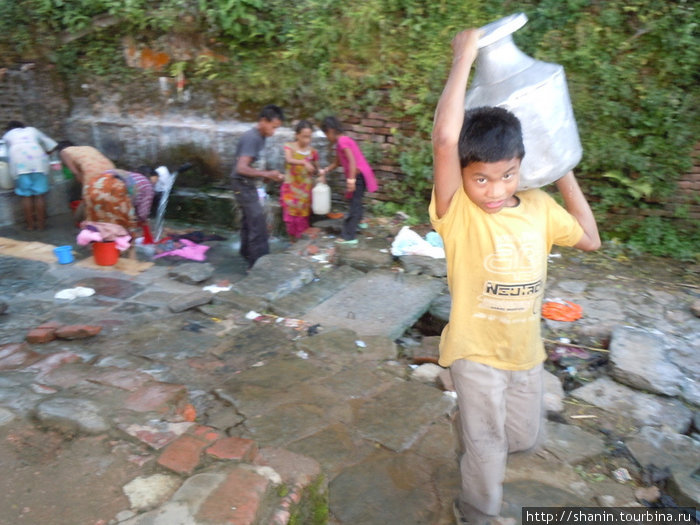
[92,241,119,266]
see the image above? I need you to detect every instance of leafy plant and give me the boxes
[0,0,697,259]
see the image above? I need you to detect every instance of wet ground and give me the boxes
[0,212,698,525]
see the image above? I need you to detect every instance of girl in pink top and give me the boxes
[319,116,378,244]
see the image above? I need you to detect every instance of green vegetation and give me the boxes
[0,0,697,258]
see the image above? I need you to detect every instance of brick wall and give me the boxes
[668,143,700,220]
[1,63,697,220]
[341,106,700,221]
[0,67,69,139]
[338,108,417,202]
[603,143,700,222]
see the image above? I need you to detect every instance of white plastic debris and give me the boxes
[54,286,95,300]
[202,284,232,293]
[443,391,458,400]
[391,226,445,258]
[411,363,443,383]
[612,467,632,483]
[296,350,309,360]
[355,340,367,348]
[245,310,261,320]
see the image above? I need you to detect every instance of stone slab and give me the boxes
[354,380,454,452]
[232,253,315,301]
[626,426,700,506]
[34,397,110,435]
[609,326,685,396]
[544,421,606,464]
[399,254,447,278]
[335,242,394,272]
[303,270,444,339]
[571,376,693,433]
[329,451,438,525]
[269,265,364,318]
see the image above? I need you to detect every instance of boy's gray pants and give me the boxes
[450,359,545,522]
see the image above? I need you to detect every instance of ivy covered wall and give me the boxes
[0,0,697,258]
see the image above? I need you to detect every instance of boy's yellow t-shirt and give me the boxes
[429,186,583,370]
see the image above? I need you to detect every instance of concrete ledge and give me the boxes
[0,178,71,226]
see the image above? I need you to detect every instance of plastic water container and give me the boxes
[92,241,119,266]
[53,245,74,264]
[312,182,331,215]
[464,13,582,190]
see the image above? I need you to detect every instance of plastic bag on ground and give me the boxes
[390,226,445,259]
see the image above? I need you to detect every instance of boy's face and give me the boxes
[461,158,521,214]
[259,117,282,137]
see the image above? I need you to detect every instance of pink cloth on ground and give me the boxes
[152,239,210,261]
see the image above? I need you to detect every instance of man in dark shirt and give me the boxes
[230,104,285,268]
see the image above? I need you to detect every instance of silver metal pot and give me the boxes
[464,13,582,190]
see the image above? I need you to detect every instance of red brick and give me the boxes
[89,368,152,391]
[361,118,385,127]
[26,327,56,344]
[27,351,81,378]
[206,437,258,461]
[196,467,270,524]
[157,434,208,474]
[124,383,187,413]
[54,324,102,340]
[188,425,220,443]
[0,343,42,370]
[120,421,194,450]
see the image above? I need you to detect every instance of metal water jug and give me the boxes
[464,13,582,190]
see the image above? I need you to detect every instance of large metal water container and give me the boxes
[464,13,582,190]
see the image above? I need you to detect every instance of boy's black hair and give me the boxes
[295,120,314,134]
[259,104,285,122]
[320,116,342,134]
[6,120,25,132]
[458,107,525,168]
[55,140,74,152]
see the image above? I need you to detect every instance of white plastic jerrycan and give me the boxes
[312,182,331,215]
[465,13,582,190]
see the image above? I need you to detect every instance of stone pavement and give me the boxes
[0,214,698,525]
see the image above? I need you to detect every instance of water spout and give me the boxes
[154,162,193,242]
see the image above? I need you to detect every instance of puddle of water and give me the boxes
[72,277,144,299]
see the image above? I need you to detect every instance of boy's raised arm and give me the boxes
[556,171,601,251]
[432,29,480,218]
